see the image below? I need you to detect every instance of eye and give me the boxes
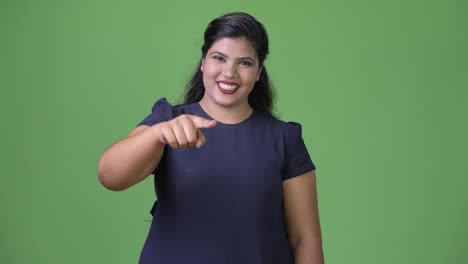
[212,55,225,62]
[240,60,253,66]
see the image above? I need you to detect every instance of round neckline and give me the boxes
[194,102,256,127]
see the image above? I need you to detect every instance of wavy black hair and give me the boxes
[183,12,275,115]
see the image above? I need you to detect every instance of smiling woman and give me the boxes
[97,12,324,264]
[200,37,261,120]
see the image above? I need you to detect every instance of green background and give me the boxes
[1,0,467,263]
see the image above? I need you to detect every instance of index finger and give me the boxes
[188,115,217,129]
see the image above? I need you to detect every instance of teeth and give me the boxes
[219,82,238,90]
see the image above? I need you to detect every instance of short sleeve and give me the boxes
[137,98,174,127]
[137,98,174,216]
[282,122,316,181]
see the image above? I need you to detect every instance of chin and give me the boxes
[214,98,238,108]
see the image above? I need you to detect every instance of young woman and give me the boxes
[98,12,324,264]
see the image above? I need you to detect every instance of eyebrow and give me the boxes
[208,51,257,62]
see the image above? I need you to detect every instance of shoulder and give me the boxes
[149,97,195,118]
[253,112,315,179]
[255,111,305,136]
[251,112,308,151]
[137,97,194,127]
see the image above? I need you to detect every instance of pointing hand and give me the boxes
[156,114,217,148]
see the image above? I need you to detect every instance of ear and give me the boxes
[256,65,263,81]
[200,58,205,72]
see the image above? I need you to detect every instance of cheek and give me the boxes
[241,70,260,84]
[202,63,220,80]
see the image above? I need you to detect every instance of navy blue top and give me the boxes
[137,98,316,264]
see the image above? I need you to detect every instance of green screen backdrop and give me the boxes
[1,0,467,263]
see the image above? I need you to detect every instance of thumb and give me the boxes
[191,115,217,129]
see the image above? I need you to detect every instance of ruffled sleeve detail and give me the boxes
[282,122,316,181]
[136,98,174,216]
[137,98,175,127]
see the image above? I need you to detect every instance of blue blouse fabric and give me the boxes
[137,98,316,264]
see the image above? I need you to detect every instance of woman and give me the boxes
[98,12,324,264]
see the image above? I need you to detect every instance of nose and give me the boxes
[222,62,238,79]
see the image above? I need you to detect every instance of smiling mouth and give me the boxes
[217,82,239,94]
[218,82,239,90]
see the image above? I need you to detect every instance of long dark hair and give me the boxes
[183,12,275,115]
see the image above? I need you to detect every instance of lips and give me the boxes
[217,81,239,94]
[218,82,239,90]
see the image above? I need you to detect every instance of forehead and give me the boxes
[208,37,257,58]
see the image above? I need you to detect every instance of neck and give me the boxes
[199,99,253,124]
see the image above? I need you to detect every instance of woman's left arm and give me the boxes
[283,170,324,264]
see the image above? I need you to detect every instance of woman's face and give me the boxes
[200,37,262,111]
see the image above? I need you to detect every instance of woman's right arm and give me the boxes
[97,115,217,191]
[97,124,166,191]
